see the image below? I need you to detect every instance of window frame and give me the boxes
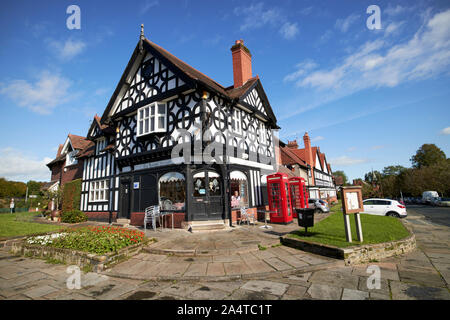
[137,102,167,137]
[259,121,266,144]
[89,179,110,202]
[231,108,242,135]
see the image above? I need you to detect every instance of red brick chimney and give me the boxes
[231,40,252,88]
[303,132,313,166]
[287,140,298,149]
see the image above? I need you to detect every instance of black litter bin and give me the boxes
[296,208,315,235]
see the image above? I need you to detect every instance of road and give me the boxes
[405,204,450,227]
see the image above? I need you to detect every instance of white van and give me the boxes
[422,191,439,204]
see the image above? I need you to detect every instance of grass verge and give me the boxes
[289,201,410,248]
[0,212,62,238]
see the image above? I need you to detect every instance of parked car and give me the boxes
[308,198,330,213]
[422,191,439,205]
[362,198,407,218]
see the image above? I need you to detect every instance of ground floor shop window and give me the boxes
[230,171,248,208]
[159,172,185,210]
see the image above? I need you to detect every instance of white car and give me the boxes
[362,198,407,218]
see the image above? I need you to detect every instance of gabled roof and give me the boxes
[47,134,92,167]
[87,115,114,140]
[100,37,278,127]
[280,146,307,167]
[277,165,296,178]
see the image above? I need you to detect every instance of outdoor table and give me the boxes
[256,210,277,229]
[160,210,175,230]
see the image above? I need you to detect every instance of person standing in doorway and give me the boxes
[10,198,15,214]
[231,191,241,208]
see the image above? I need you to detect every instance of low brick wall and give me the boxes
[85,211,117,223]
[11,239,144,272]
[281,233,416,265]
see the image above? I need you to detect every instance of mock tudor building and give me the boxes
[281,133,337,201]
[78,29,279,229]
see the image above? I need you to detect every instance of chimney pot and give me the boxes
[231,40,252,88]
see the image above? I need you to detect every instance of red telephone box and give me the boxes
[289,177,309,218]
[267,173,293,224]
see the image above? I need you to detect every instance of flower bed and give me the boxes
[26,226,146,254]
[12,226,150,272]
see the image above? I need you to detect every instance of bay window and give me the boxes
[137,102,167,136]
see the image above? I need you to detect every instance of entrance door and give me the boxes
[119,180,131,219]
[192,170,223,220]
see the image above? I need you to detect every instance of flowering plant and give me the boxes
[27,226,146,254]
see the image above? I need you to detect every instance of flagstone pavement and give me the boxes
[1,206,449,300]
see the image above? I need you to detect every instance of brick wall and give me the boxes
[130,212,185,228]
[85,211,117,222]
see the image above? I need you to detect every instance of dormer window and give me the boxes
[137,102,167,137]
[66,150,78,166]
[96,138,107,155]
[231,108,242,135]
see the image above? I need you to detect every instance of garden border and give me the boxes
[280,221,416,265]
[9,233,149,272]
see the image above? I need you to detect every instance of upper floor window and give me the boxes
[259,122,266,144]
[96,138,106,155]
[137,102,167,137]
[231,108,242,135]
[65,150,78,166]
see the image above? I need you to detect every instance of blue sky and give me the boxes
[0,0,449,182]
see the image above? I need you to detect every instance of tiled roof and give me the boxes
[277,165,296,178]
[280,146,307,166]
[68,134,92,151]
[76,142,95,159]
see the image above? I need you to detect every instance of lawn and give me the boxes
[0,212,62,238]
[289,201,411,248]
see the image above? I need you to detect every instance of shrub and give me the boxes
[62,179,82,213]
[61,210,87,223]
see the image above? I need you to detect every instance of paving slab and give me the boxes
[306,283,342,300]
[223,261,253,275]
[308,269,359,290]
[397,268,446,287]
[244,259,275,274]
[227,288,279,300]
[341,288,369,300]
[390,280,450,300]
[206,262,226,277]
[187,286,229,300]
[277,255,309,268]
[23,285,59,299]
[263,257,292,271]
[160,283,202,299]
[241,280,289,296]
[284,284,308,298]
[183,263,208,277]
[352,265,400,281]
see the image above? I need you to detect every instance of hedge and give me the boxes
[62,179,82,213]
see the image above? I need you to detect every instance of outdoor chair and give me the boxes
[144,205,160,231]
[238,207,254,226]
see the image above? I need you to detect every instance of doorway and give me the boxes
[191,170,223,220]
[119,179,131,219]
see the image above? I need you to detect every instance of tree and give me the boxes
[382,165,406,177]
[411,144,446,169]
[26,180,43,197]
[364,170,382,185]
[333,170,348,185]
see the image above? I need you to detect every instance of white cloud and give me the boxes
[283,60,317,82]
[48,39,86,60]
[335,13,360,33]
[285,10,450,95]
[234,3,298,39]
[140,0,159,15]
[311,136,325,142]
[329,156,369,166]
[371,145,384,150]
[280,22,299,39]
[440,127,450,135]
[0,148,52,182]
[0,71,72,114]
[384,21,405,36]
